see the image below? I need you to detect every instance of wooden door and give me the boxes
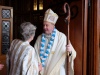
[56,0,88,75]
[69,0,88,75]
[0,6,13,75]
[44,0,88,75]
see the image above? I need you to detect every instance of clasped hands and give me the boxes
[38,63,42,71]
[38,43,73,71]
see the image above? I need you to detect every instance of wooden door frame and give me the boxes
[93,0,100,74]
[92,0,100,74]
[0,6,13,75]
[82,0,88,75]
[87,0,100,75]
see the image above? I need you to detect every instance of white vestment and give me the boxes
[34,29,76,75]
[6,39,39,75]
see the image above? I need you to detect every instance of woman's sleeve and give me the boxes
[22,49,39,75]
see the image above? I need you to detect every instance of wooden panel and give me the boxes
[82,0,88,75]
[70,1,83,75]
[93,0,100,74]
[0,6,13,75]
[87,0,100,75]
[69,0,88,75]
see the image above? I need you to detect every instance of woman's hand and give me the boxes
[38,63,42,71]
[0,61,4,70]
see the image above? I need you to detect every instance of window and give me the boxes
[33,0,43,10]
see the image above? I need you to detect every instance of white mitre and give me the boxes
[44,8,59,25]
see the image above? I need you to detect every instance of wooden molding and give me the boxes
[82,0,88,75]
[87,0,100,75]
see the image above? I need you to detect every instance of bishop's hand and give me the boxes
[66,43,72,56]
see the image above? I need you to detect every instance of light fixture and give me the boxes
[33,0,37,10]
[39,0,43,10]
[33,0,43,10]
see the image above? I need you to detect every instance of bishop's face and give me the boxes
[43,21,55,35]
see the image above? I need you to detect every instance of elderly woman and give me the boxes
[6,22,40,75]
